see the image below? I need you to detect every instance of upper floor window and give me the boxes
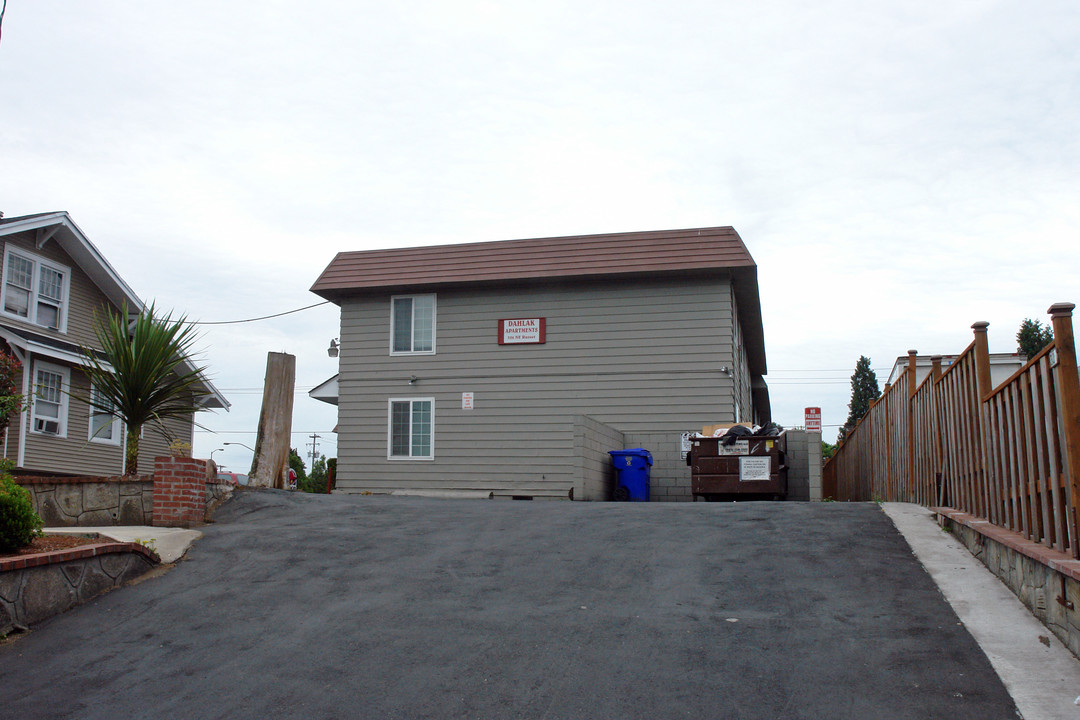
[390,294,435,355]
[89,384,122,445]
[2,247,70,332]
[32,361,69,437]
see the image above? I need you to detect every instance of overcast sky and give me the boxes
[2,1,1078,469]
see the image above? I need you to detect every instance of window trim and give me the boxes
[88,383,123,446]
[30,361,70,438]
[1,246,72,333]
[387,397,435,461]
[389,294,436,356]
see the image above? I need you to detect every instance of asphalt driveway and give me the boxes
[0,491,1016,719]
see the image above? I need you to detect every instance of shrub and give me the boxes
[0,469,43,553]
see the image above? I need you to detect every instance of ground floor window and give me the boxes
[32,361,69,436]
[388,398,433,459]
[89,384,122,445]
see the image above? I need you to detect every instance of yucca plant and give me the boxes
[79,303,207,475]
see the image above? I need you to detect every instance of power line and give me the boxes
[190,301,330,326]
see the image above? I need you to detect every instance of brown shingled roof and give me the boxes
[311,226,768,378]
[310,226,755,298]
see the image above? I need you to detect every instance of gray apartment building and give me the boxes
[310,226,770,501]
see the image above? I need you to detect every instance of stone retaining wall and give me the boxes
[15,459,236,529]
[15,476,154,526]
[0,540,158,635]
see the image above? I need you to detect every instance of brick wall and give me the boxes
[152,457,209,528]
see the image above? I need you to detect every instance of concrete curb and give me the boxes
[883,502,1080,720]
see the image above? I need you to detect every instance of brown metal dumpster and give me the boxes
[688,432,788,501]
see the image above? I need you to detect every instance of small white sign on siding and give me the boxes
[462,392,474,410]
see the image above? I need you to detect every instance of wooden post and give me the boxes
[907,349,918,500]
[1049,303,1080,557]
[249,352,296,489]
[881,384,891,501]
[931,355,945,507]
[970,321,995,520]
[971,322,993,401]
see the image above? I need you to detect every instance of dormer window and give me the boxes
[2,247,70,332]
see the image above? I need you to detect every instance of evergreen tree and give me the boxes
[1016,318,1053,359]
[838,355,880,442]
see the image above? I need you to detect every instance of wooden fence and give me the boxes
[823,303,1080,557]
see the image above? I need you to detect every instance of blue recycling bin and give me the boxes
[609,449,653,502]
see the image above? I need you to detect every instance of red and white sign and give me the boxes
[498,318,546,345]
[462,392,474,410]
[804,407,822,432]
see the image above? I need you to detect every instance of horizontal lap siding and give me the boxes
[22,366,125,475]
[1,233,200,475]
[336,276,735,498]
[3,232,126,475]
[0,232,117,348]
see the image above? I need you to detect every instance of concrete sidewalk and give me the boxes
[883,502,1080,720]
[45,526,202,563]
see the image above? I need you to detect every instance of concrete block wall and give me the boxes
[781,430,823,502]
[807,432,823,501]
[573,415,624,501]
[623,431,693,501]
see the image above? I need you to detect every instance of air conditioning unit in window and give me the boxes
[35,418,60,435]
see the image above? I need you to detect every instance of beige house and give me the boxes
[311,226,770,501]
[0,212,228,476]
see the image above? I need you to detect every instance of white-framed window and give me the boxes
[2,247,71,332]
[390,294,436,355]
[88,384,122,445]
[31,361,70,437]
[387,398,434,460]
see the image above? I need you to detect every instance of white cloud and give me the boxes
[1,0,1078,453]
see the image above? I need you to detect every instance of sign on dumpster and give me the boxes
[739,456,772,481]
[805,407,822,432]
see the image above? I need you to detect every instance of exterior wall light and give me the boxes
[328,338,339,358]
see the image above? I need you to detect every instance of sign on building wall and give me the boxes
[462,392,474,410]
[498,318,546,345]
[804,407,822,432]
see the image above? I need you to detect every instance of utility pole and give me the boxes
[307,433,321,466]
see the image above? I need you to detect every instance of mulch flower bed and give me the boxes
[0,534,119,561]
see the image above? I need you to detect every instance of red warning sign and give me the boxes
[805,407,822,432]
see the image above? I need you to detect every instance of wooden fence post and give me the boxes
[931,355,945,507]
[1049,303,1080,556]
[882,384,891,501]
[971,321,994,522]
[907,349,918,500]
